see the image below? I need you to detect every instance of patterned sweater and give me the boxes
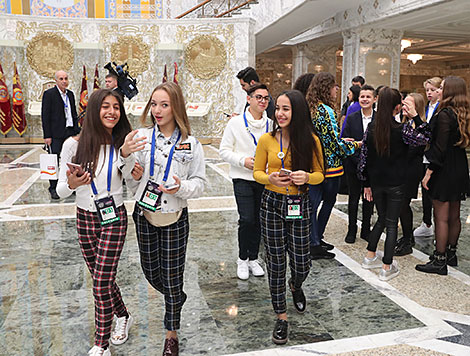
[311,103,359,178]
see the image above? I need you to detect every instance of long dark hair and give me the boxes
[74,89,131,176]
[293,73,315,97]
[439,76,470,148]
[271,90,321,191]
[373,86,402,156]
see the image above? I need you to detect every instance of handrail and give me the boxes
[175,0,212,19]
[214,0,256,18]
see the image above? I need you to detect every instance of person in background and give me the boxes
[358,87,430,281]
[413,77,442,239]
[306,72,360,259]
[341,84,376,243]
[340,85,361,135]
[340,75,365,118]
[219,83,272,280]
[105,74,118,90]
[254,89,324,345]
[293,73,315,97]
[416,76,470,275]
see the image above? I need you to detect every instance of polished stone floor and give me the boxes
[0,145,469,356]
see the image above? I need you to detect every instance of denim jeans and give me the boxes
[309,176,341,246]
[367,185,405,265]
[233,179,264,260]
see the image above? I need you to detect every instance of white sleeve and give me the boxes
[174,139,206,200]
[219,119,246,168]
[56,139,76,199]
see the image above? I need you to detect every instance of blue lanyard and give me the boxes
[426,102,439,119]
[91,145,114,196]
[60,91,69,110]
[243,112,269,147]
[150,128,182,182]
[279,130,290,195]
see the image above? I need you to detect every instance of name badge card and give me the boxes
[285,195,303,219]
[94,196,120,225]
[138,180,162,212]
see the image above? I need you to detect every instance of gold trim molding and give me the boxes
[185,35,227,79]
[110,36,150,77]
[26,32,74,78]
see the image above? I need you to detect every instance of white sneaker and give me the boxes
[413,222,433,237]
[379,261,399,281]
[361,251,383,269]
[237,258,249,280]
[248,259,265,277]
[88,345,111,356]
[110,314,133,345]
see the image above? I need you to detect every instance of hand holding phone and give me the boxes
[279,168,292,177]
[67,162,85,177]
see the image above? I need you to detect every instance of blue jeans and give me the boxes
[309,176,341,246]
[233,179,264,260]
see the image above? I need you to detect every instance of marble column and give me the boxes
[292,42,338,84]
[341,28,403,103]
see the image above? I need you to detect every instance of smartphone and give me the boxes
[164,183,180,190]
[67,162,85,177]
[279,168,292,176]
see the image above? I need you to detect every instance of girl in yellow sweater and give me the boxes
[254,90,324,345]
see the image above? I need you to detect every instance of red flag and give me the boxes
[12,62,26,136]
[78,65,88,126]
[173,62,178,84]
[0,64,12,136]
[162,64,168,83]
[93,64,100,91]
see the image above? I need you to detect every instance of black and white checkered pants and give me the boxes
[260,189,311,314]
[132,204,189,331]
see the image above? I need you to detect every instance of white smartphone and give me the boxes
[164,183,180,190]
[67,162,85,177]
[279,168,292,176]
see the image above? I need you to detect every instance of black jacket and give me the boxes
[41,87,79,139]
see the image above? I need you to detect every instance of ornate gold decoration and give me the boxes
[110,36,150,77]
[17,21,82,42]
[185,35,227,79]
[26,32,74,78]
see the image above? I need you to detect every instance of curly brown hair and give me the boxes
[306,72,336,113]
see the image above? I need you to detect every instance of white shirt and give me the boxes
[56,86,74,127]
[57,137,135,211]
[219,110,272,181]
[426,102,438,121]
[361,109,373,131]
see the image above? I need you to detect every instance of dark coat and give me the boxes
[41,87,79,139]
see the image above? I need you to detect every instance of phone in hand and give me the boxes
[164,183,180,190]
[279,168,292,177]
[67,162,85,177]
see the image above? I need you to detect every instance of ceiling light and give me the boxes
[407,54,422,64]
[401,39,412,52]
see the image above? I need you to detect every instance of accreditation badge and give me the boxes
[94,196,120,226]
[285,195,303,219]
[138,180,162,212]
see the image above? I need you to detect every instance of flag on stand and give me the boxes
[0,64,12,136]
[12,62,26,136]
[93,64,100,91]
[173,62,178,84]
[162,64,168,83]
[78,65,88,126]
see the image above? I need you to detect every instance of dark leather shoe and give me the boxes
[416,255,447,275]
[447,246,458,267]
[288,279,306,313]
[163,337,179,356]
[272,319,288,345]
[50,189,60,200]
[345,233,356,244]
[310,245,335,260]
[320,239,334,251]
[360,231,370,242]
[394,238,413,256]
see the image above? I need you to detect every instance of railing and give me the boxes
[175,0,259,19]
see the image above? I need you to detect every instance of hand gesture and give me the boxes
[244,156,255,170]
[131,162,144,181]
[268,171,291,188]
[159,176,181,195]
[67,169,91,190]
[290,170,309,186]
[364,187,373,202]
[121,130,147,158]
[402,96,417,118]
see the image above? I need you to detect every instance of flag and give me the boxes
[93,64,100,91]
[162,64,168,83]
[12,62,26,136]
[0,64,12,136]
[78,65,88,126]
[173,62,178,84]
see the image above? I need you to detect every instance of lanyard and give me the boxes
[60,91,69,110]
[279,130,290,195]
[150,128,182,182]
[426,102,439,119]
[91,145,114,196]
[243,112,269,146]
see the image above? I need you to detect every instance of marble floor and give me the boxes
[0,144,469,356]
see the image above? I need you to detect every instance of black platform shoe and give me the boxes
[272,319,288,345]
[320,239,334,251]
[446,245,458,267]
[344,232,356,244]
[310,245,335,260]
[394,238,413,256]
[288,279,306,313]
[416,252,447,275]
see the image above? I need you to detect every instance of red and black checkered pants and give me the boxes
[77,205,129,348]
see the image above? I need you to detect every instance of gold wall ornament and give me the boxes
[26,32,74,78]
[110,36,150,77]
[185,35,227,79]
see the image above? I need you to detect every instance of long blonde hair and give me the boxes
[409,93,426,122]
[140,82,191,140]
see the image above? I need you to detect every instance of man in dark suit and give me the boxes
[341,84,375,243]
[41,70,79,199]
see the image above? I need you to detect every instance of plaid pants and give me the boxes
[77,205,129,348]
[260,189,311,314]
[132,204,189,331]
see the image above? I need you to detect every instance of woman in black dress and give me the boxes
[416,76,470,275]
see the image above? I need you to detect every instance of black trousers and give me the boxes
[345,169,373,234]
[367,185,405,265]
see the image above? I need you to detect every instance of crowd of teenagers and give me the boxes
[54,67,470,354]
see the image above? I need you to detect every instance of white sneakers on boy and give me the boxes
[248,259,265,277]
[413,222,433,237]
[237,258,249,280]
